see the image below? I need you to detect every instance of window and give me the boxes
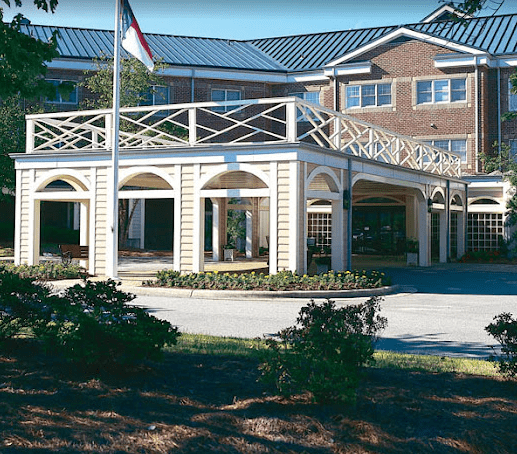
[140,85,169,106]
[425,139,467,163]
[45,79,78,105]
[468,213,503,252]
[211,89,241,112]
[509,80,517,112]
[509,139,517,162]
[416,78,466,104]
[345,83,391,108]
[290,91,321,121]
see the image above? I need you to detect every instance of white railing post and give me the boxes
[286,99,297,142]
[333,117,341,150]
[189,107,197,145]
[105,113,112,150]
[25,119,34,154]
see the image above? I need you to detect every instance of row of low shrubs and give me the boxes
[459,250,506,263]
[0,272,180,370]
[0,261,87,280]
[148,269,391,291]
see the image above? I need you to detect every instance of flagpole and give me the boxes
[109,0,122,279]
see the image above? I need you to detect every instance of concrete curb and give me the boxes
[49,280,400,299]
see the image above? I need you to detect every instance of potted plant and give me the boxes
[405,237,419,266]
[223,243,236,261]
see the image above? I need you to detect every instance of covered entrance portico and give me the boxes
[13,97,467,276]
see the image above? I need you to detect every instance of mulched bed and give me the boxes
[1,339,516,453]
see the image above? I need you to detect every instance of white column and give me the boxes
[418,196,431,267]
[89,167,97,276]
[212,199,220,261]
[193,164,204,273]
[439,211,447,263]
[457,209,466,258]
[14,169,22,265]
[80,202,89,269]
[269,162,278,274]
[30,200,41,266]
[289,161,299,272]
[331,199,345,271]
[173,165,181,272]
[245,209,252,259]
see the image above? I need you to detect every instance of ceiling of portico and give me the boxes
[203,171,267,190]
[121,173,173,190]
[352,180,420,197]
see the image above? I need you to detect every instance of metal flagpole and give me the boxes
[109,0,122,279]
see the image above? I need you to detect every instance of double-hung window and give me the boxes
[509,139,517,162]
[290,91,321,121]
[45,79,78,105]
[345,83,391,108]
[508,80,517,112]
[140,85,169,106]
[416,78,466,104]
[211,89,241,112]
[425,139,467,163]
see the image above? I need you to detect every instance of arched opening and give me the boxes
[201,169,269,271]
[118,172,175,251]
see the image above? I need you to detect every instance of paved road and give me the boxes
[131,263,517,359]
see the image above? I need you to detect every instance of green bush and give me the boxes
[260,297,387,403]
[150,269,391,291]
[0,262,86,280]
[35,280,180,368]
[0,271,51,341]
[485,312,517,377]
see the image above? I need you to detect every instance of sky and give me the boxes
[2,0,516,40]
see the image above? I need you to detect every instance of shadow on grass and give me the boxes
[1,338,516,453]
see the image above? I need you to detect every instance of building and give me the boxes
[11,5,517,275]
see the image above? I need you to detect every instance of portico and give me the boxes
[13,97,467,276]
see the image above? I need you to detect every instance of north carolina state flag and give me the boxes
[121,0,154,71]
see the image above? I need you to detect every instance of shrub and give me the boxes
[0,271,51,341]
[260,297,387,403]
[150,269,391,291]
[0,261,86,280]
[485,312,517,377]
[35,280,180,368]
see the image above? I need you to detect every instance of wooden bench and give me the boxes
[59,244,89,265]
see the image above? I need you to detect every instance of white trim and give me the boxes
[269,162,278,274]
[289,161,299,271]
[325,27,486,68]
[434,54,494,68]
[305,166,342,193]
[199,188,269,198]
[199,163,270,190]
[421,5,472,23]
[118,189,176,199]
[324,62,372,77]
[306,190,341,200]
[33,168,91,192]
[32,192,91,201]
[119,166,176,189]
[27,169,36,265]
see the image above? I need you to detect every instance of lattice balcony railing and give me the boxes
[26,97,461,178]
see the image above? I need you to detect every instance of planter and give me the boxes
[223,248,236,261]
[406,252,418,266]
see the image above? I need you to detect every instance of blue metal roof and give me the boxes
[21,12,517,74]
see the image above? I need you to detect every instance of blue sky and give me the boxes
[2,0,516,39]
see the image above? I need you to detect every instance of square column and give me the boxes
[418,197,431,267]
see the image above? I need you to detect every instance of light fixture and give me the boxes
[343,190,350,210]
[427,197,433,213]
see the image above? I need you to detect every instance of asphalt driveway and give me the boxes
[129,262,517,359]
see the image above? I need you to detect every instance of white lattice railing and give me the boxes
[26,97,461,178]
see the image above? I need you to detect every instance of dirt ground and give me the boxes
[1,339,516,454]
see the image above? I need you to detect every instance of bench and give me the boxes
[59,244,89,265]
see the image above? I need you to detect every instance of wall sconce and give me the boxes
[430,123,437,129]
[343,190,350,210]
[427,197,433,213]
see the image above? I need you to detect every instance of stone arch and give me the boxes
[306,166,341,193]
[34,169,90,192]
[469,196,501,206]
[431,187,446,204]
[450,193,464,207]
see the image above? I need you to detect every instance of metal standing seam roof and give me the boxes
[20,12,517,74]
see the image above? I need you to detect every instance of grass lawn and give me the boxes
[1,334,515,453]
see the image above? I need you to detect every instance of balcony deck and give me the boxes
[25,97,461,179]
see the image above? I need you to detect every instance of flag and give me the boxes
[121,0,154,71]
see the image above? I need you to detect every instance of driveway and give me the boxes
[130,263,517,359]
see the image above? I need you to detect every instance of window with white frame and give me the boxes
[508,79,517,112]
[424,139,467,162]
[416,78,466,105]
[345,83,391,108]
[140,85,169,106]
[45,79,78,104]
[289,91,321,121]
[211,88,241,112]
